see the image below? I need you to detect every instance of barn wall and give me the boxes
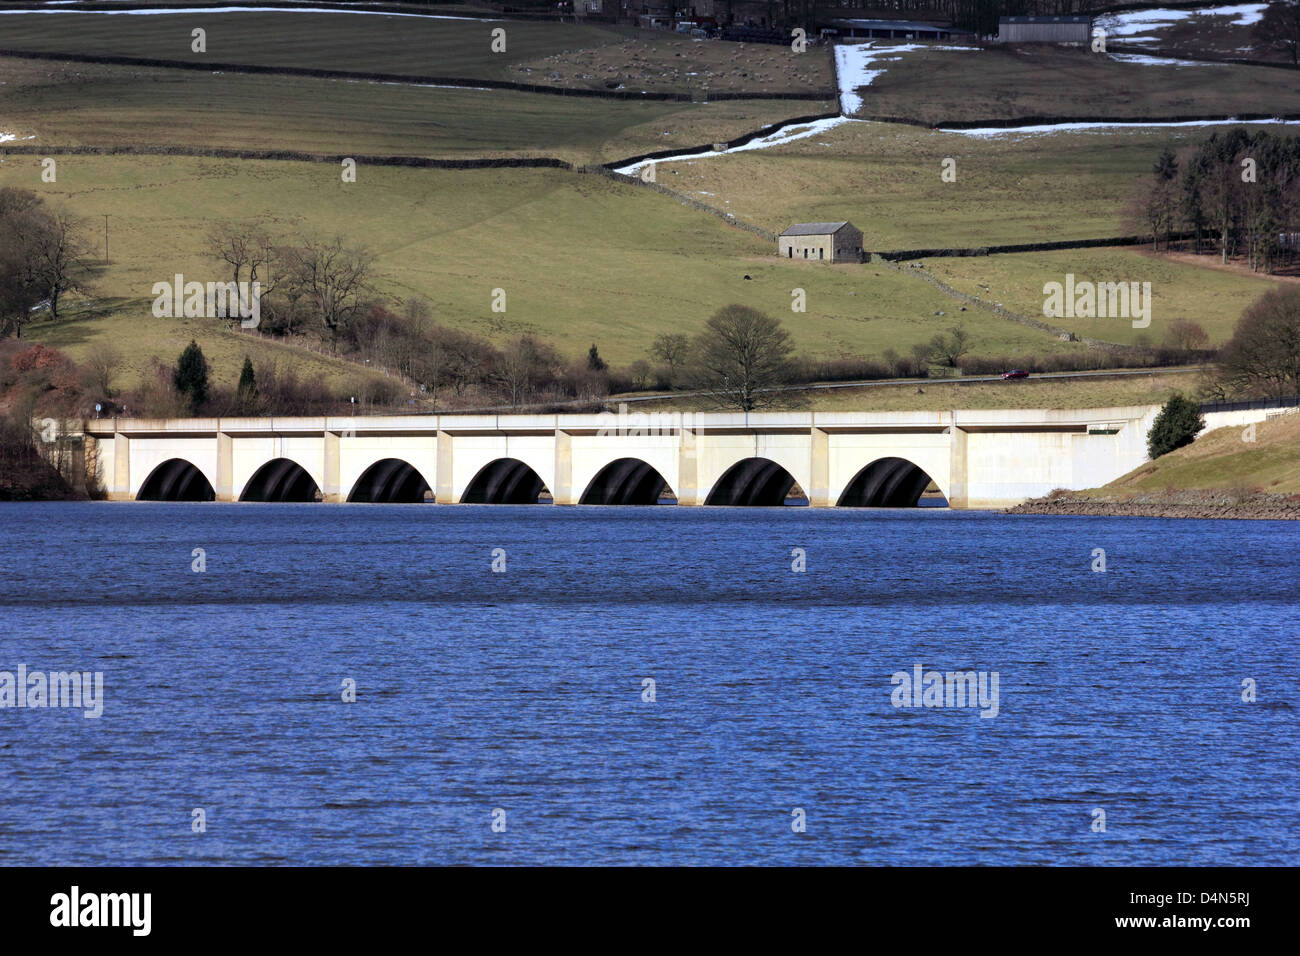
[833,227,864,262]
[999,22,1091,43]
[779,234,835,261]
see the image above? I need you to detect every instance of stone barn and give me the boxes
[778,221,864,263]
[997,15,1092,44]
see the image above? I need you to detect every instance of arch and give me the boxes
[239,457,321,502]
[461,457,549,504]
[347,458,432,503]
[837,457,945,508]
[136,458,215,501]
[580,458,675,505]
[704,457,803,506]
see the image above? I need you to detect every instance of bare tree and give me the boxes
[83,345,124,401]
[1215,286,1300,399]
[206,225,274,289]
[651,332,689,382]
[910,342,932,376]
[1164,318,1209,352]
[929,325,972,369]
[688,305,796,412]
[278,237,374,351]
[627,359,652,391]
[492,335,561,408]
[0,189,90,331]
[25,209,89,320]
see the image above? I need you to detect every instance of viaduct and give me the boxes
[82,405,1174,508]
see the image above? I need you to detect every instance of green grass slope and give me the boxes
[926,248,1286,347]
[1102,411,1300,496]
[640,121,1269,249]
[2,155,1088,382]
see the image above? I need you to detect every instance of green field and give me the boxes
[638,120,1271,249]
[924,248,1285,346]
[4,153,1098,387]
[860,44,1300,124]
[0,56,830,164]
[0,10,832,94]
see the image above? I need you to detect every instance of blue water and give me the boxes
[1,502,1297,865]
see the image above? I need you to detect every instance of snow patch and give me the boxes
[1096,4,1267,39]
[1108,52,1228,66]
[945,117,1300,138]
[834,41,978,116]
[614,116,858,176]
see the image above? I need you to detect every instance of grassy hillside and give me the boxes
[635,120,1270,249]
[1098,409,1300,495]
[925,248,1285,346]
[861,44,1300,124]
[0,56,830,164]
[0,10,832,94]
[2,154,1097,384]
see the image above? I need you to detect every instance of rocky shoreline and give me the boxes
[1006,490,1300,520]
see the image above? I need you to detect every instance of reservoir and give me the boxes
[2,502,1296,865]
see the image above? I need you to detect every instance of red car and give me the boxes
[1001,369,1030,380]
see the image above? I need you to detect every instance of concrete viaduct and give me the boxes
[83,405,1165,508]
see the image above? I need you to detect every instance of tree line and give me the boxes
[1133,129,1300,274]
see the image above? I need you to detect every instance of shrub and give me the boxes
[1147,393,1205,459]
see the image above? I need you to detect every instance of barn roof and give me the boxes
[781,221,853,237]
[828,19,973,34]
[999,15,1091,23]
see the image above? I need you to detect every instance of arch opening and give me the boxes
[705,457,804,506]
[461,458,549,504]
[347,458,432,503]
[838,457,945,508]
[239,458,321,502]
[580,458,675,505]
[137,458,215,501]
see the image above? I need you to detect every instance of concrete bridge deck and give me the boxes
[83,405,1169,508]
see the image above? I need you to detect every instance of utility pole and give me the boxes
[103,214,110,266]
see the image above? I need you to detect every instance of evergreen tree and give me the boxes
[1153,147,1178,181]
[174,340,209,412]
[236,356,257,412]
[587,344,607,372]
[1147,393,1205,459]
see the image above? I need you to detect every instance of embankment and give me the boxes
[1007,489,1300,520]
[1008,408,1300,519]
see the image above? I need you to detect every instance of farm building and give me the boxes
[997,15,1092,44]
[779,222,864,262]
[827,19,974,40]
